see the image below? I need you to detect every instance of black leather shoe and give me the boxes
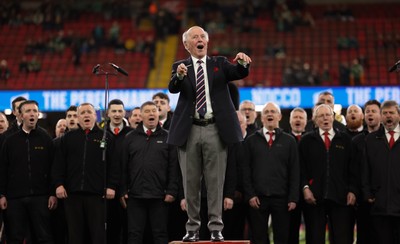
[182,231,200,242]
[210,230,224,242]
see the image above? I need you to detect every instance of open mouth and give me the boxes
[386,119,393,124]
[197,44,204,49]
[367,118,374,122]
[29,118,35,122]
[267,118,273,122]
[149,118,155,121]
[84,119,90,123]
[295,122,300,126]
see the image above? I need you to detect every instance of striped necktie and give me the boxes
[196,60,206,117]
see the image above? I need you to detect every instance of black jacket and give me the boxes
[51,126,118,196]
[351,129,370,201]
[0,120,21,148]
[363,126,400,216]
[246,123,259,137]
[120,124,179,199]
[223,142,245,200]
[242,128,300,203]
[107,125,132,192]
[299,128,356,205]
[0,126,54,199]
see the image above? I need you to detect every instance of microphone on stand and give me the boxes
[92,64,100,74]
[109,63,129,76]
[389,60,400,72]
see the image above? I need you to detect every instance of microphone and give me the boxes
[109,63,128,76]
[92,64,100,74]
[389,60,400,72]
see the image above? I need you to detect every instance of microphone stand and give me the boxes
[93,64,117,244]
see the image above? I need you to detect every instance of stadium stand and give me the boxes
[0,1,399,90]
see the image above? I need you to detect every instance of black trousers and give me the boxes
[223,199,247,240]
[0,209,4,244]
[373,215,400,244]
[288,199,304,244]
[64,194,105,244]
[355,202,377,244]
[167,200,187,241]
[303,200,354,244]
[4,196,53,244]
[248,196,290,244]
[107,198,127,244]
[127,198,168,244]
[51,199,67,244]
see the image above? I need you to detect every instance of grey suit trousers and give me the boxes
[178,123,227,232]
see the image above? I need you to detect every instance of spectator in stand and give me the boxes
[48,31,66,55]
[128,107,142,129]
[350,58,364,86]
[144,36,156,69]
[19,56,30,74]
[0,60,10,81]
[92,24,105,48]
[28,55,41,73]
[71,36,82,66]
[321,63,335,85]
[108,21,120,48]
[339,61,351,86]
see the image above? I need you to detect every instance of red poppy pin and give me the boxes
[213,67,219,72]
[309,179,314,185]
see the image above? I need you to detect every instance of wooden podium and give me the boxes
[169,241,250,244]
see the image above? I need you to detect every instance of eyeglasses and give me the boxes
[316,113,333,119]
[240,108,255,112]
